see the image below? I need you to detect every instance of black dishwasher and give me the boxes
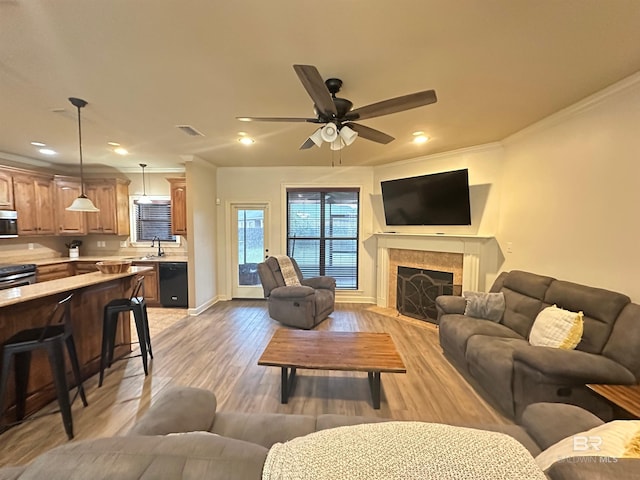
[159,262,188,307]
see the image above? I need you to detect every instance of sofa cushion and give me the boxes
[499,271,554,338]
[212,412,318,449]
[13,434,268,480]
[543,280,630,354]
[603,303,640,380]
[439,314,524,368]
[520,403,604,451]
[529,305,583,349]
[466,336,531,415]
[463,291,505,321]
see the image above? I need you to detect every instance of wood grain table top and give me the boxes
[258,329,406,373]
[587,383,640,418]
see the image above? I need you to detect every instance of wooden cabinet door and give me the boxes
[12,175,38,234]
[86,184,116,233]
[133,262,160,306]
[34,177,55,234]
[54,177,87,235]
[167,178,187,235]
[85,179,129,235]
[0,171,14,209]
[13,174,55,235]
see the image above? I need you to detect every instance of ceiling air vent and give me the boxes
[176,125,205,137]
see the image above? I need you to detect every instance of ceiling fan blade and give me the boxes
[237,116,318,123]
[344,122,395,144]
[349,90,437,121]
[293,65,337,118]
[299,137,316,150]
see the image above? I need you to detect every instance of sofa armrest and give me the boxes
[127,386,217,436]
[301,276,336,291]
[436,295,467,320]
[270,285,315,299]
[520,403,603,450]
[546,458,640,479]
[514,347,637,385]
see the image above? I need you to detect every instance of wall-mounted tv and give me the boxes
[381,169,471,226]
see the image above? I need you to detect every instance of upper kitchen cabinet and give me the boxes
[13,172,55,235]
[54,175,87,236]
[85,178,130,235]
[0,170,14,209]
[167,178,187,235]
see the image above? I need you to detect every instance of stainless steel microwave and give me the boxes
[0,210,18,238]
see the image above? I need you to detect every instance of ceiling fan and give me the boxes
[238,64,437,150]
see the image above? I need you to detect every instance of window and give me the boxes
[287,188,359,289]
[130,197,178,244]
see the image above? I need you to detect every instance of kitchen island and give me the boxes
[0,266,151,424]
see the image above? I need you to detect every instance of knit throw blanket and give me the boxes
[262,422,546,480]
[273,255,300,286]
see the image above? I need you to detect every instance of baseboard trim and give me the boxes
[188,296,221,316]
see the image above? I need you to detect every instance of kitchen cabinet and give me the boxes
[132,261,160,306]
[167,178,187,236]
[54,175,87,235]
[85,178,130,235]
[12,173,55,235]
[0,170,14,209]
[36,263,72,282]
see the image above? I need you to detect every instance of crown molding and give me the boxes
[503,71,640,145]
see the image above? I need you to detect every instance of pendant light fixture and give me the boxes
[137,163,152,204]
[66,97,99,212]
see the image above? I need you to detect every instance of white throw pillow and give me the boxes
[535,420,640,471]
[529,305,583,349]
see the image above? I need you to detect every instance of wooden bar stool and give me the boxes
[0,294,88,440]
[99,276,153,387]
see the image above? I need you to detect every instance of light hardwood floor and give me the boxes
[0,301,509,467]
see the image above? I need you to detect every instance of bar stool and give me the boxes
[0,294,88,440]
[99,276,153,387]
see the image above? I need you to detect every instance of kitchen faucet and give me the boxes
[150,236,165,257]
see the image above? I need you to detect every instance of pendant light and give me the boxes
[137,163,152,204]
[66,97,99,212]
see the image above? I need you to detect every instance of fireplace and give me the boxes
[396,266,461,323]
[375,233,495,311]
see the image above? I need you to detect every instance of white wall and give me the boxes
[216,166,376,302]
[498,74,640,301]
[186,156,218,313]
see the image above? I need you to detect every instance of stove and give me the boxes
[0,263,37,289]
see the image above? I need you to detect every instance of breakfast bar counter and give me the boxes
[0,267,151,424]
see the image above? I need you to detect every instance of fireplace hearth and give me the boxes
[396,266,461,323]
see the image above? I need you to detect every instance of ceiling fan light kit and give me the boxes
[238,64,437,153]
[66,97,100,213]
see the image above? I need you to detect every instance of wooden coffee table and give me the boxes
[258,330,406,409]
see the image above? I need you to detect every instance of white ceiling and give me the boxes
[1,0,640,172]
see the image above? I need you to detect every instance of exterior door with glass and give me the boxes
[231,204,268,298]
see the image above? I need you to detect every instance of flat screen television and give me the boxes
[381,169,471,226]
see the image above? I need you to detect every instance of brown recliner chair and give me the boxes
[257,256,336,329]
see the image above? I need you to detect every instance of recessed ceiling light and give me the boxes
[238,137,255,145]
[39,148,57,155]
[107,141,120,146]
[412,132,429,144]
[31,141,46,147]
[113,147,129,155]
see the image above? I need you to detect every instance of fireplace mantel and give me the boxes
[374,233,496,308]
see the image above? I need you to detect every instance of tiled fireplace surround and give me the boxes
[375,233,495,310]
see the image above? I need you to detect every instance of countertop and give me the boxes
[0,266,152,308]
[32,255,189,266]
